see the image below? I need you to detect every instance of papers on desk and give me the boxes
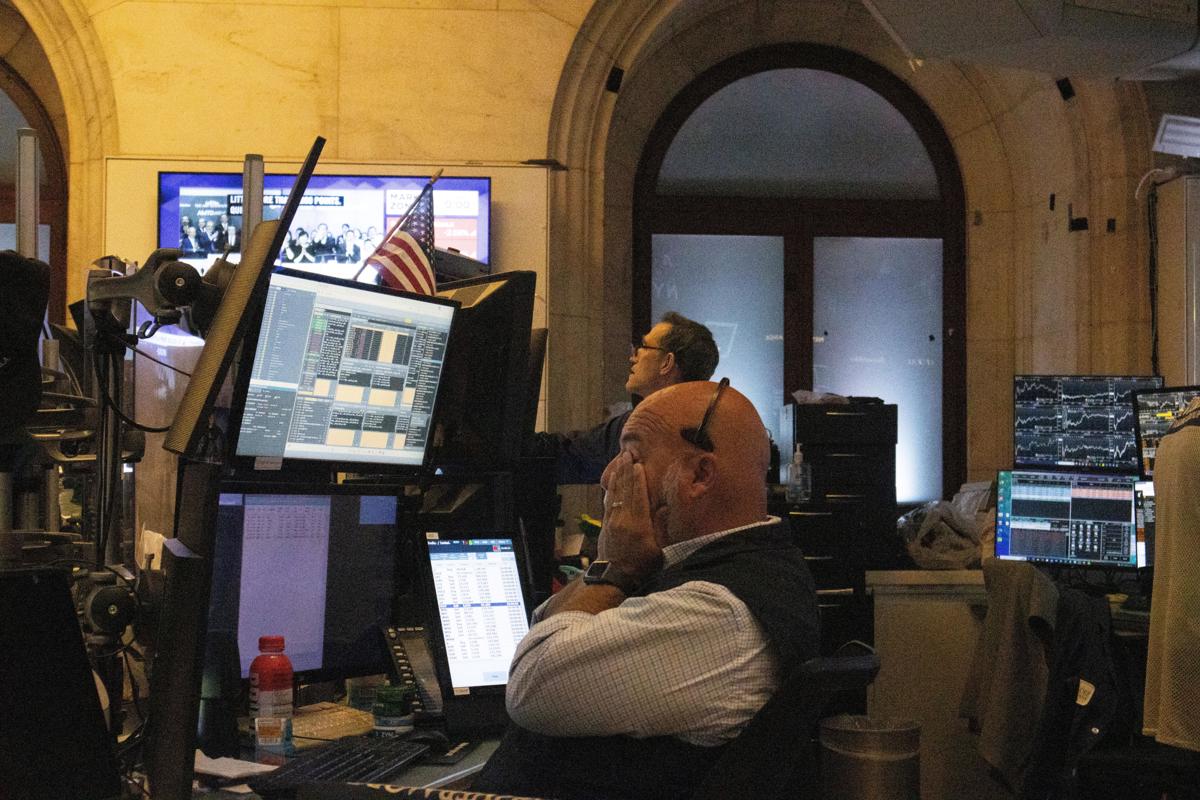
[194,750,277,781]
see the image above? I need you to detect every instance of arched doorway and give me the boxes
[1,2,71,322]
[632,45,965,502]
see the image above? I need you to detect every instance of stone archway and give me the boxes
[9,0,118,306]
[546,0,1154,482]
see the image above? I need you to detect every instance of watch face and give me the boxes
[584,561,610,581]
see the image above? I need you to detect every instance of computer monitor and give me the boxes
[1013,375,1163,472]
[150,139,324,800]
[431,271,536,468]
[1132,385,1200,478]
[1135,479,1155,570]
[157,172,491,277]
[206,485,402,682]
[164,137,325,458]
[996,469,1140,568]
[0,568,122,800]
[419,532,532,732]
[228,268,457,472]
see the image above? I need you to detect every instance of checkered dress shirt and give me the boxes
[505,518,783,746]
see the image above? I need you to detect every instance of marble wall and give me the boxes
[5,0,1178,502]
[548,0,1159,488]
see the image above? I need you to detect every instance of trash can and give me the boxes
[819,715,921,800]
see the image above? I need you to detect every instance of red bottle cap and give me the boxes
[259,635,285,652]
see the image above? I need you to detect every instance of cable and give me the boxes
[123,648,146,722]
[90,349,124,568]
[121,774,152,798]
[1134,166,1177,202]
[126,340,192,377]
[1148,183,1160,376]
[57,352,84,395]
[91,348,171,434]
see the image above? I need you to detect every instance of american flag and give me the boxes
[367,182,436,295]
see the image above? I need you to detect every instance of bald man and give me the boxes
[475,380,820,800]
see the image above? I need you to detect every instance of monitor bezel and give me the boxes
[1131,384,1200,479]
[209,480,411,685]
[1134,479,1155,570]
[994,468,1141,570]
[156,170,493,268]
[1012,373,1164,474]
[429,270,536,470]
[417,531,533,700]
[224,267,459,476]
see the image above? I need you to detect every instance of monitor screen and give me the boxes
[158,172,491,278]
[423,535,530,691]
[1013,375,1163,472]
[996,470,1140,568]
[231,268,456,470]
[207,488,401,680]
[1135,480,1155,569]
[1132,385,1200,477]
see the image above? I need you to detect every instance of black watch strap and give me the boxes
[582,560,640,594]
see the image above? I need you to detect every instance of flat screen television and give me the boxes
[1012,374,1162,472]
[158,172,491,278]
[1132,385,1200,478]
[227,268,458,473]
[995,469,1140,568]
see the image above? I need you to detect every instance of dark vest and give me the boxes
[473,521,819,800]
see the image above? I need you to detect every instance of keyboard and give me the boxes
[292,702,376,749]
[247,736,429,798]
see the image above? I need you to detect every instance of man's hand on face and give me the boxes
[599,451,665,586]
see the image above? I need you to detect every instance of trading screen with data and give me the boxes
[235,269,456,466]
[1013,375,1162,472]
[996,470,1139,568]
[1133,386,1200,478]
[425,537,530,690]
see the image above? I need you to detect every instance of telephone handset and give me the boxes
[386,626,443,716]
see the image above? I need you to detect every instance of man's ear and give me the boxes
[685,453,717,498]
[659,350,681,381]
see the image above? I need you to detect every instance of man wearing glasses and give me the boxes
[476,380,820,800]
[529,312,719,484]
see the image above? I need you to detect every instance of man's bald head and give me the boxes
[607,380,770,545]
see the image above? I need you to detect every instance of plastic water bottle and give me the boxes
[786,445,812,504]
[249,635,294,754]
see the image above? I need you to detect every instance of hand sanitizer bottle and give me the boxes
[785,445,812,504]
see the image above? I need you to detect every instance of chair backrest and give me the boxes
[692,654,881,800]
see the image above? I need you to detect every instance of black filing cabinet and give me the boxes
[773,402,900,652]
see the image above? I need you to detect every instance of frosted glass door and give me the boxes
[651,234,784,444]
[813,237,942,503]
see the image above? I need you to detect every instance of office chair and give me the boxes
[691,651,882,800]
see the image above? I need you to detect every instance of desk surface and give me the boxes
[399,737,499,788]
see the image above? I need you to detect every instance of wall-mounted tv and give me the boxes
[158,172,491,280]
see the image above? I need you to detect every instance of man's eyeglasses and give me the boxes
[680,377,729,452]
[630,339,670,358]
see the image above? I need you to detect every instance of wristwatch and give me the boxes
[582,560,640,594]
